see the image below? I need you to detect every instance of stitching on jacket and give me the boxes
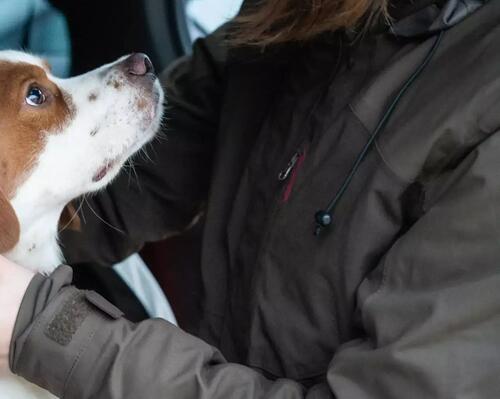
[62,318,99,399]
[349,103,414,185]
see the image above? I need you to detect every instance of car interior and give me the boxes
[0,0,243,333]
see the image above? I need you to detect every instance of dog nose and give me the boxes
[123,53,154,76]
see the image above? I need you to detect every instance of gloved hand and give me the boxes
[0,255,34,376]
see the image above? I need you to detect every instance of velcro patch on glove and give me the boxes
[44,292,92,346]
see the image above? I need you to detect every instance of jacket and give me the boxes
[10,0,500,397]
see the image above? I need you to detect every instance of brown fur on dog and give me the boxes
[0,188,20,252]
[0,61,72,197]
[0,61,72,252]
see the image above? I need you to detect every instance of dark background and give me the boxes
[49,0,190,74]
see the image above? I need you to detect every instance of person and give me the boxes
[1,0,500,397]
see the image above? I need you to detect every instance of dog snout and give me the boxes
[119,53,155,78]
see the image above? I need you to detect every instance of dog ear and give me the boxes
[0,189,20,253]
[59,201,81,232]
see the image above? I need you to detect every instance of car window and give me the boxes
[184,0,244,41]
[0,0,71,77]
[0,0,243,77]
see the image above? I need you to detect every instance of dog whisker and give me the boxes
[58,197,85,233]
[83,196,125,234]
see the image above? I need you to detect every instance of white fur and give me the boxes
[0,51,164,399]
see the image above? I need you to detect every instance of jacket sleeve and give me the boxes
[60,29,227,266]
[11,133,500,398]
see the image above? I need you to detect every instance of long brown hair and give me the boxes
[230,0,389,46]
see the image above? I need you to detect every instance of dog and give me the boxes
[0,50,164,399]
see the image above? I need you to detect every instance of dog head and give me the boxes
[0,51,163,262]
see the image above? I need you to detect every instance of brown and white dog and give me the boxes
[0,51,164,398]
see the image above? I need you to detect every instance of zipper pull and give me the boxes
[278,150,301,181]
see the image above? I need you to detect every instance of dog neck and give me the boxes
[6,196,64,274]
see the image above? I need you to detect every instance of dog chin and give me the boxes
[91,129,159,189]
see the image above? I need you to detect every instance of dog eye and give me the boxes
[26,86,46,106]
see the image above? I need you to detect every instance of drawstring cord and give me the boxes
[314,30,445,236]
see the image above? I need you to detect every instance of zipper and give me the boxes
[278,147,307,203]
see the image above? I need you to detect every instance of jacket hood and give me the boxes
[391,0,489,37]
